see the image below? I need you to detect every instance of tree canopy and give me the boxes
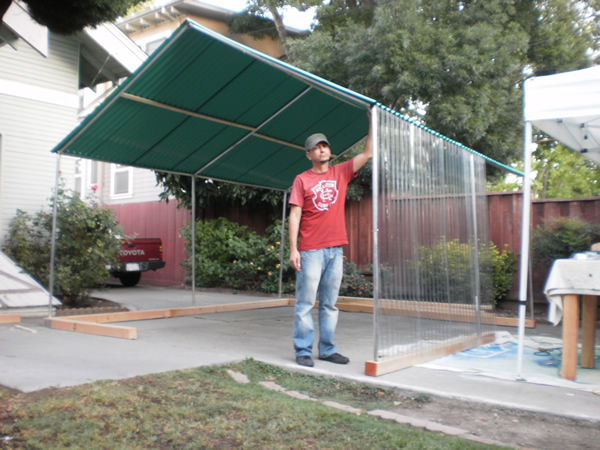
[165,0,599,210]
[286,0,597,172]
[489,142,600,199]
[0,0,146,35]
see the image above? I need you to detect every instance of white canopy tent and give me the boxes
[518,65,600,377]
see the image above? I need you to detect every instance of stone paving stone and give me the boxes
[368,409,397,420]
[258,381,287,392]
[407,417,429,429]
[322,401,362,415]
[226,370,250,384]
[424,422,468,436]
[461,434,508,446]
[285,390,318,401]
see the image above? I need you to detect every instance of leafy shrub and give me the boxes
[181,218,295,294]
[417,239,517,305]
[181,217,371,297]
[489,244,518,304]
[3,184,123,305]
[340,259,373,298]
[532,216,600,268]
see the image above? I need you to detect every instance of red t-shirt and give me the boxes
[289,159,357,251]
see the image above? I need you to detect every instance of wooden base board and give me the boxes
[45,296,528,378]
[336,297,536,328]
[46,298,294,339]
[365,332,496,377]
[0,314,21,324]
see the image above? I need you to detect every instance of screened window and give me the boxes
[74,158,83,196]
[111,164,133,197]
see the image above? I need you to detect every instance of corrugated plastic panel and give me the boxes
[53,20,374,190]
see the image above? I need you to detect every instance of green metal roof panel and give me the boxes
[53,20,374,189]
[53,19,521,189]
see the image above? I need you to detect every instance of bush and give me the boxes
[181,218,296,294]
[417,239,517,305]
[340,259,373,298]
[3,184,123,305]
[490,244,518,304]
[181,218,372,297]
[532,216,600,268]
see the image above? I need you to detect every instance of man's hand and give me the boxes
[290,248,301,272]
[288,205,302,271]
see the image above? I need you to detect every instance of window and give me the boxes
[74,158,83,196]
[89,160,98,186]
[146,38,166,54]
[111,164,133,198]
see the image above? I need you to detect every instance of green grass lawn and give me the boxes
[0,359,505,449]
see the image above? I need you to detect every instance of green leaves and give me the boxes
[533,216,600,268]
[181,217,372,296]
[181,218,295,293]
[286,0,597,171]
[3,182,123,305]
[416,239,516,305]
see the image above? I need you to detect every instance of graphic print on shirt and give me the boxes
[311,180,339,211]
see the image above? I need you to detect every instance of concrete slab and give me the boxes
[1,285,598,423]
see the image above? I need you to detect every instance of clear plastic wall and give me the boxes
[372,106,496,366]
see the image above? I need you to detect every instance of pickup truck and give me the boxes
[111,238,166,287]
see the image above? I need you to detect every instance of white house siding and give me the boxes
[0,34,79,244]
[96,163,164,206]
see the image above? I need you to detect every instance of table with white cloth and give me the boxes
[544,258,599,380]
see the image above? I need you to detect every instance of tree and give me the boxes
[229,0,322,47]
[488,142,600,198]
[286,0,598,176]
[0,0,146,35]
[155,172,284,219]
[162,0,598,209]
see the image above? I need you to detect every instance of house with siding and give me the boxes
[1,0,295,290]
[0,0,146,310]
[77,1,294,287]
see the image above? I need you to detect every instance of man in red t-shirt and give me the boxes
[289,120,372,367]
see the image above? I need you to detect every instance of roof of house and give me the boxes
[1,1,147,89]
[116,0,302,36]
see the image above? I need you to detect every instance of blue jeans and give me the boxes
[293,246,344,358]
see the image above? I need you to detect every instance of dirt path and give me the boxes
[389,388,600,449]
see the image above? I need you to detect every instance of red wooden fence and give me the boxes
[109,193,600,301]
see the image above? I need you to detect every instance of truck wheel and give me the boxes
[120,272,141,287]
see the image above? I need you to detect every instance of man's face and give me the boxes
[307,142,331,164]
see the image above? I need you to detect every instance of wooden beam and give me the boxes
[561,295,579,380]
[46,298,295,339]
[495,316,537,328]
[581,295,598,369]
[46,318,137,339]
[365,332,496,377]
[334,297,536,328]
[0,314,21,324]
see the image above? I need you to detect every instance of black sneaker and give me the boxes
[318,353,350,364]
[296,355,314,367]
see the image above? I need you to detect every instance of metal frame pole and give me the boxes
[191,175,196,306]
[371,105,380,361]
[517,120,533,380]
[278,191,288,298]
[469,154,482,335]
[48,153,61,317]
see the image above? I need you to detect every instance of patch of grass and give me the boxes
[232,359,432,411]
[0,360,504,449]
